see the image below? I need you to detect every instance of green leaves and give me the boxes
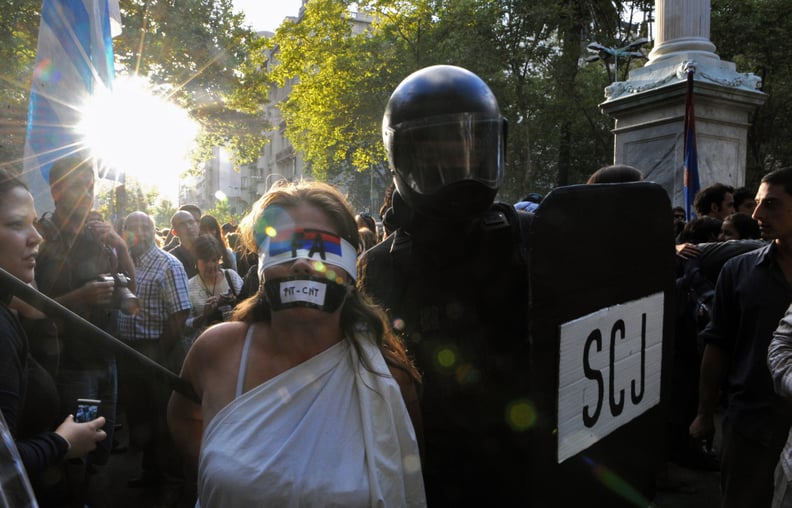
[712,0,792,185]
[266,0,624,198]
[114,0,269,170]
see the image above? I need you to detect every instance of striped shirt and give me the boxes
[118,244,191,342]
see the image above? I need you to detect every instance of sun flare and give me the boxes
[77,75,200,201]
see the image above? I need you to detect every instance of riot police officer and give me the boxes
[360,65,532,505]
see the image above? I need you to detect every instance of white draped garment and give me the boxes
[197,332,426,507]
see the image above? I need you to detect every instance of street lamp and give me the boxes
[586,37,649,82]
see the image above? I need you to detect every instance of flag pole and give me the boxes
[683,64,701,222]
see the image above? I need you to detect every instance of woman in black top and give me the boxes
[0,168,107,501]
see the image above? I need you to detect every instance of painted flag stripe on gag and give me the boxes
[268,229,344,258]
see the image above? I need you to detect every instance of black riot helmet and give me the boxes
[382,65,506,221]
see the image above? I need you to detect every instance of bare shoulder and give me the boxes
[185,321,252,418]
[191,321,249,357]
[184,322,248,386]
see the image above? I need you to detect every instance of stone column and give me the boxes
[650,0,715,62]
[600,0,765,206]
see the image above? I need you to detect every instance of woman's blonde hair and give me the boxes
[233,180,420,384]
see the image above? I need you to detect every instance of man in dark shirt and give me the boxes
[167,210,199,278]
[690,167,792,507]
[694,182,736,220]
[34,156,135,499]
[162,204,201,251]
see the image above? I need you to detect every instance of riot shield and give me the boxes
[527,181,675,507]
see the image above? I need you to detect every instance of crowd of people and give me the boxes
[3,63,792,508]
[666,175,792,508]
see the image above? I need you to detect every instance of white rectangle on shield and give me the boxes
[557,292,664,463]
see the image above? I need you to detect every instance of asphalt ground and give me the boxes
[84,409,721,508]
[654,461,720,507]
[86,411,194,508]
[89,454,720,508]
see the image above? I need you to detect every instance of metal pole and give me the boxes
[0,267,199,403]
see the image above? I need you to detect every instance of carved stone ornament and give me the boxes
[605,59,762,101]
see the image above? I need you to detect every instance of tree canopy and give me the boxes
[0,0,40,167]
[267,0,655,201]
[711,0,792,189]
[3,0,791,203]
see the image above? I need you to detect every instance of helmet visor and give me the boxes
[385,113,504,196]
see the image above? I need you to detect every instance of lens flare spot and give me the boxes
[454,363,481,385]
[436,348,457,369]
[325,268,336,279]
[276,386,292,404]
[34,58,58,82]
[506,399,537,431]
[581,455,651,507]
[254,221,276,248]
[392,318,406,332]
[123,231,136,246]
[402,453,421,475]
[312,261,327,273]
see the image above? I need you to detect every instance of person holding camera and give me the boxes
[185,235,242,341]
[34,157,134,503]
[0,167,108,505]
[198,214,238,273]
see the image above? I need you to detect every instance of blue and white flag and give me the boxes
[683,69,700,222]
[23,0,121,213]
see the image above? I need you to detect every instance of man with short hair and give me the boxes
[690,167,792,507]
[673,206,687,237]
[694,182,736,220]
[35,156,134,500]
[168,210,200,278]
[178,204,201,222]
[162,204,201,251]
[118,211,191,502]
[734,186,757,216]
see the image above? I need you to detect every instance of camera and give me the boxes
[208,292,236,324]
[75,399,101,423]
[217,292,236,306]
[100,273,139,315]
